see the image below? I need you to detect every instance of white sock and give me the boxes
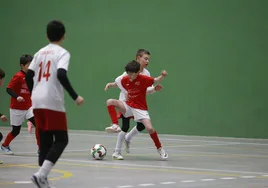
[125,126,139,142]
[115,131,126,153]
[36,160,54,177]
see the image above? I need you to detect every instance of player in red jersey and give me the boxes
[1,55,40,155]
[0,68,7,164]
[26,20,84,188]
[105,60,168,160]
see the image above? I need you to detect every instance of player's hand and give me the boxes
[75,96,84,106]
[0,115,7,122]
[161,70,168,77]
[104,83,112,91]
[17,96,25,102]
[154,84,163,91]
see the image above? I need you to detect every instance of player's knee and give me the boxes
[106,99,119,106]
[0,132,3,142]
[11,126,21,137]
[136,122,145,132]
[121,116,130,132]
[146,127,155,134]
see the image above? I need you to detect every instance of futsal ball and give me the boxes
[90,144,107,160]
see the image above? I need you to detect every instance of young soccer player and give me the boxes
[1,55,40,155]
[105,49,163,153]
[25,20,84,188]
[105,60,168,160]
[0,68,7,164]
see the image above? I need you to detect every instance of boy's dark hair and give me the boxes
[47,20,65,42]
[136,49,150,58]
[125,60,140,73]
[0,68,5,79]
[20,54,33,66]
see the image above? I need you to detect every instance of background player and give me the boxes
[105,60,168,160]
[26,20,84,188]
[1,55,40,155]
[0,68,7,164]
[105,49,163,153]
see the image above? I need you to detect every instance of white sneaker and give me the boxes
[31,174,51,188]
[112,152,124,160]
[105,124,121,133]
[124,139,130,153]
[157,148,168,160]
[1,145,14,155]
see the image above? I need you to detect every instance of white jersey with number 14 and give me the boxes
[28,43,70,112]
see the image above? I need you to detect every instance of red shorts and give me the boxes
[33,109,67,131]
[117,112,134,119]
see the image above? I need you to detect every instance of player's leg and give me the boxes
[27,107,40,153]
[113,115,131,160]
[105,99,126,133]
[1,109,24,155]
[133,109,168,160]
[140,118,168,159]
[112,102,133,159]
[31,109,68,188]
[124,122,145,153]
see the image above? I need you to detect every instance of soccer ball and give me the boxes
[90,144,107,160]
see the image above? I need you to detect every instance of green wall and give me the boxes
[0,0,268,138]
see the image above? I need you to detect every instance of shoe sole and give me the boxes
[112,157,124,160]
[31,175,41,188]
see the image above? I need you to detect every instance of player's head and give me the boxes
[125,60,140,80]
[0,68,5,87]
[136,49,150,71]
[20,54,33,72]
[47,20,65,43]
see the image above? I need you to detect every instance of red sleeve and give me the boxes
[144,76,154,87]
[7,75,21,90]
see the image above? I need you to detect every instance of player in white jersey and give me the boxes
[25,20,84,188]
[105,49,163,153]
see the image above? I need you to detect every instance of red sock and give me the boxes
[107,105,119,125]
[150,131,162,149]
[2,132,15,147]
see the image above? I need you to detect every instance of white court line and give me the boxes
[7,129,268,146]
[221,177,236,180]
[117,185,133,188]
[181,180,195,183]
[14,181,32,184]
[200,179,216,181]
[2,154,268,175]
[159,182,176,184]
[138,183,155,186]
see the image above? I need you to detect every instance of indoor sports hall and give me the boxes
[1,0,268,188]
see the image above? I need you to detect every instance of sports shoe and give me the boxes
[124,139,130,153]
[157,148,168,160]
[1,145,14,155]
[105,124,121,133]
[112,152,124,160]
[31,174,51,188]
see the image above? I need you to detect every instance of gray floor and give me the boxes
[1,127,268,188]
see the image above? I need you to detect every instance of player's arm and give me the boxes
[104,82,118,91]
[26,54,38,94]
[154,70,168,84]
[6,76,25,102]
[57,52,83,105]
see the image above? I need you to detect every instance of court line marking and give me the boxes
[58,158,268,175]
[2,154,268,176]
[0,163,72,185]
[9,128,268,146]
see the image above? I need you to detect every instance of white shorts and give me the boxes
[10,107,34,126]
[122,102,150,122]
